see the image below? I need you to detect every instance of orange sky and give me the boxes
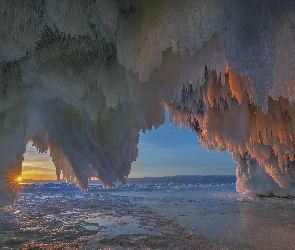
[22,142,56,180]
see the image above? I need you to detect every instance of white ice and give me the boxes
[1,1,295,200]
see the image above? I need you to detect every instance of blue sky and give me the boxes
[23,112,236,180]
[129,113,236,177]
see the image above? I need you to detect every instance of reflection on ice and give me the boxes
[0,179,228,249]
[239,197,295,249]
[1,179,295,249]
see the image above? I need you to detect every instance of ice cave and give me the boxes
[1,0,295,204]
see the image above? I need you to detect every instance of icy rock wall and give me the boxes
[1,0,295,199]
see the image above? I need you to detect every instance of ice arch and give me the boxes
[1,0,295,203]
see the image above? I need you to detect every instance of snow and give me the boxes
[1,1,295,199]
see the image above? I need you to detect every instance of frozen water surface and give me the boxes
[1,1,295,248]
[0,177,295,249]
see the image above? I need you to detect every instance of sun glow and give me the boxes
[22,142,56,180]
[17,176,22,182]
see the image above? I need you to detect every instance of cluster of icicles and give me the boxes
[166,69,295,196]
[1,0,295,204]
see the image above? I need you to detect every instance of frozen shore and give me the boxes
[0,178,294,249]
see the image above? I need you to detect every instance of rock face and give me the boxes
[1,0,295,200]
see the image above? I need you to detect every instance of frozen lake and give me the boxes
[0,176,295,249]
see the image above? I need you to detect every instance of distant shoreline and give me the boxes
[20,175,236,185]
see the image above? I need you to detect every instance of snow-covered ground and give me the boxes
[0,176,294,249]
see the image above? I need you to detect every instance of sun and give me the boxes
[16,176,22,182]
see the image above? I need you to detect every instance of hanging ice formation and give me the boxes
[1,0,295,204]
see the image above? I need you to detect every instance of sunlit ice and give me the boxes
[1,0,295,249]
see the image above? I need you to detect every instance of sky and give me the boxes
[22,144,56,180]
[22,112,237,180]
[129,112,236,177]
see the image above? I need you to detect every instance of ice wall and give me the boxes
[1,0,295,201]
[165,67,295,196]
